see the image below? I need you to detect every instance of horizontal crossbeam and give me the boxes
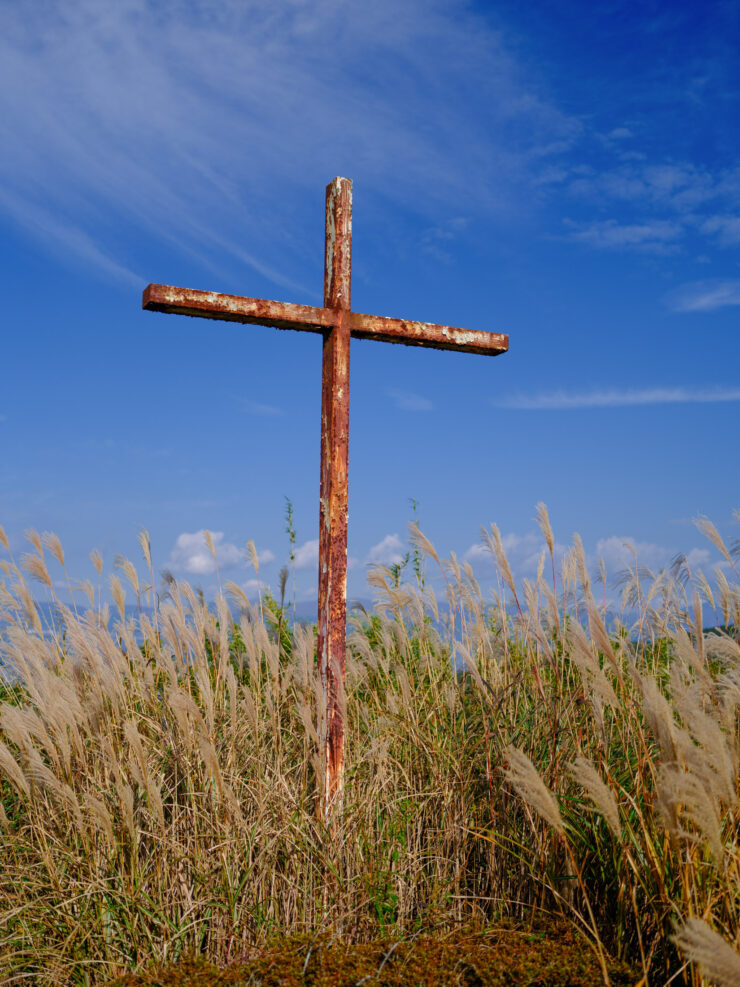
[143,284,508,357]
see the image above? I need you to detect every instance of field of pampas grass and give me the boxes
[0,509,739,985]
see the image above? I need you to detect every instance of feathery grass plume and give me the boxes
[115,556,140,596]
[572,532,590,596]
[20,552,53,590]
[0,517,739,983]
[695,571,715,609]
[138,529,152,571]
[246,538,263,620]
[24,528,43,556]
[640,674,677,760]
[714,567,737,627]
[109,574,126,621]
[569,757,621,839]
[0,739,30,797]
[89,548,103,576]
[84,792,115,845]
[695,515,735,568]
[482,524,517,600]
[77,578,95,609]
[42,532,65,567]
[585,595,621,677]
[198,736,224,796]
[672,624,715,693]
[568,623,618,709]
[656,763,724,862]
[0,524,9,552]
[673,918,740,987]
[705,630,740,668]
[671,669,737,805]
[225,580,253,618]
[15,581,43,635]
[116,777,136,844]
[204,529,217,563]
[535,502,554,558]
[408,520,440,567]
[504,745,564,835]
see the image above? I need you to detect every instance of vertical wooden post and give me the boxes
[318,177,352,817]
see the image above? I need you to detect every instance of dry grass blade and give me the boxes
[0,514,737,986]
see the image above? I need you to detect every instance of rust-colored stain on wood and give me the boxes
[143,178,508,819]
[142,285,508,356]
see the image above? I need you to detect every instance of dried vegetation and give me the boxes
[0,509,739,985]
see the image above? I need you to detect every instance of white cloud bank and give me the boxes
[465,531,550,579]
[494,387,740,410]
[168,530,273,574]
[595,536,710,574]
[294,539,319,570]
[464,529,717,590]
[365,534,405,565]
[168,530,242,575]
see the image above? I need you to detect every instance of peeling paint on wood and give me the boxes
[143,285,508,356]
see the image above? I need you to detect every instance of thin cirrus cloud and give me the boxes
[387,388,433,411]
[559,159,740,255]
[241,399,284,417]
[494,387,740,410]
[565,217,683,252]
[0,0,575,287]
[667,279,740,313]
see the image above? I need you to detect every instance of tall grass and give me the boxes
[0,512,738,985]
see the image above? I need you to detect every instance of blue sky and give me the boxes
[1,0,738,607]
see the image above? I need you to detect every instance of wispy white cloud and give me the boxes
[242,400,284,417]
[567,161,721,212]
[559,156,740,255]
[565,217,683,252]
[366,534,404,565]
[420,216,469,262]
[0,0,575,285]
[668,279,740,312]
[0,189,142,286]
[387,388,433,411]
[701,215,740,245]
[607,127,633,140]
[494,386,740,410]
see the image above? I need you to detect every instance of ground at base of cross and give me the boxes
[107,922,637,986]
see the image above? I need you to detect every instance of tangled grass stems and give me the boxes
[0,513,738,984]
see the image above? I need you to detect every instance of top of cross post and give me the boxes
[324,178,353,311]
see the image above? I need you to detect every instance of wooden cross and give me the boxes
[143,177,508,817]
